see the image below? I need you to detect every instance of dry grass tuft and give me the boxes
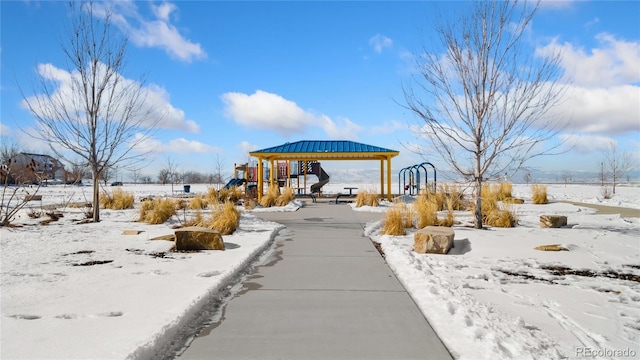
[228,186,243,203]
[498,182,513,201]
[189,195,208,210]
[207,201,240,235]
[355,189,379,207]
[205,187,220,207]
[414,192,438,229]
[382,207,406,236]
[484,204,517,228]
[531,184,548,204]
[99,188,135,210]
[276,187,295,206]
[365,192,379,207]
[259,184,280,208]
[438,198,455,227]
[139,198,176,224]
[184,210,205,227]
[396,202,413,228]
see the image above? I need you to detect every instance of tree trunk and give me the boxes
[92,169,100,222]
[474,176,483,229]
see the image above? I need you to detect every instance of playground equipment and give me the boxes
[399,162,436,195]
[275,160,330,195]
[230,160,330,196]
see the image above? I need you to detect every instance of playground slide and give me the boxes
[310,167,330,194]
[224,178,246,189]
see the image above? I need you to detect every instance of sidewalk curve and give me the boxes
[177,201,453,360]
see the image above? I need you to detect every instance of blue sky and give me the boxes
[1,1,638,182]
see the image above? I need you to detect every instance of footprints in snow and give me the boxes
[9,311,123,320]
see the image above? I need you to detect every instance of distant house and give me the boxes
[9,153,66,184]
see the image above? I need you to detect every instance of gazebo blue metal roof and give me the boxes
[250,140,398,160]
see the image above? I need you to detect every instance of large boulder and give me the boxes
[414,226,455,254]
[540,215,567,228]
[175,227,225,251]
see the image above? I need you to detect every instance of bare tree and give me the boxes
[129,166,143,184]
[404,0,566,228]
[67,160,90,185]
[213,154,227,189]
[603,142,634,194]
[100,166,114,186]
[159,157,178,192]
[21,2,155,222]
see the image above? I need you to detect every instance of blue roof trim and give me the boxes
[252,140,398,154]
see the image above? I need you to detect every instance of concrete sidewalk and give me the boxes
[178,201,452,360]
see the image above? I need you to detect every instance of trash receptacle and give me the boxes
[183,185,191,193]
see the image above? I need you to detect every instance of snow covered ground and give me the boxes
[1,183,639,359]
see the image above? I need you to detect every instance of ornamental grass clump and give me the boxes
[398,202,414,228]
[228,186,243,203]
[205,187,220,206]
[382,206,405,236]
[276,187,295,206]
[259,184,279,208]
[438,198,455,227]
[355,189,379,207]
[532,184,548,204]
[99,188,134,210]
[498,182,513,201]
[139,198,176,224]
[438,183,466,211]
[414,192,438,229]
[208,201,240,235]
[189,194,208,210]
[484,204,517,228]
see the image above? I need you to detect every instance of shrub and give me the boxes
[382,207,405,236]
[208,201,240,235]
[139,198,176,224]
[531,184,548,204]
[276,187,295,206]
[99,188,134,210]
[396,202,413,228]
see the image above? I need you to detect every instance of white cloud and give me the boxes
[238,141,259,156]
[166,138,221,154]
[23,63,199,134]
[221,90,362,139]
[370,120,405,135]
[551,85,640,135]
[534,33,640,136]
[559,134,615,153]
[131,134,220,154]
[0,123,11,137]
[369,34,393,54]
[97,1,206,62]
[537,33,640,87]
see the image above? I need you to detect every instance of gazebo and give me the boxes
[249,140,399,200]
